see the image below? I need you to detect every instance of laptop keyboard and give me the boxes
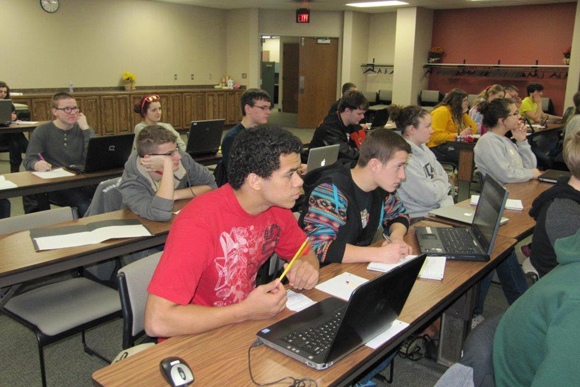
[438,228,479,253]
[281,307,346,356]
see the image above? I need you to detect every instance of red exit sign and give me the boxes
[296,8,310,23]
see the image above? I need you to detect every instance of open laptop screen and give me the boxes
[472,176,508,253]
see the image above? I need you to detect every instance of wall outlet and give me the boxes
[174,74,178,80]
[209,74,212,80]
[242,73,247,79]
[191,74,194,80]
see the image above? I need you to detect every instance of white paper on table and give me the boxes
[366,320,409,349]
[0,176,17,190]
[33,225,151,250]
[32,168,75,179]
[418,256,446,281]
[286,290,316,312]
[15,121,39,124]
[367,255,418,274]
[470,195,523,211]
[315,272,368,301]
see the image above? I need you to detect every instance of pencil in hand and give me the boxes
[278,238,310,282]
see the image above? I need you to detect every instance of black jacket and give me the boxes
[309,112,362,162]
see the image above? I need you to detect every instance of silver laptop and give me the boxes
[0,99,12,126]
[257,255,426,370]
[429,205,509,226]
[415,175,508,261]
[306,144,340,172]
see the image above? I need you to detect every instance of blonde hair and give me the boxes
[475,84,505,110]
[564,127,580,178]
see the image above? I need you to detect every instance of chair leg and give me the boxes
[82,330,113,363]
[37,340,47,387]
[374,358,395,384]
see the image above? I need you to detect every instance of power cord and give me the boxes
[248,340,318,387]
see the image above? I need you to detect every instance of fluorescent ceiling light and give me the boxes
[346,1,408,7]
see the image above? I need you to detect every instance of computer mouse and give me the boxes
[160,357,194,386]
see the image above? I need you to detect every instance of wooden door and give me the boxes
[169,93,183,129]
[131,95,142,129]
[78,96,101,135]
[115,95,131,134]
[226,91,243,125]
[205,92,226,120]
[282,43,299,114]
[100,96,117,135]
[31,98,52,122]
[183,92,206,125]
[297,38,338,128]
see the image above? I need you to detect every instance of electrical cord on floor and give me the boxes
[248,340,318,387]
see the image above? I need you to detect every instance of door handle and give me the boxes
[299,76,305,94]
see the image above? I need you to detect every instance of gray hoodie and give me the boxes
[474,132,536,184]
[397,139,454,219]
[119,150,216,221]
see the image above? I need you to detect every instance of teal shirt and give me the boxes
[493,230,580,387]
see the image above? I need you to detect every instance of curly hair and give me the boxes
[388,104,429,134]
[480,98,515,129]
[228,125,303,190]
[136,124,177,157]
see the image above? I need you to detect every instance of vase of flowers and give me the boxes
[563,47,571,65]
[122,72,136,91]
[428,47,444,63]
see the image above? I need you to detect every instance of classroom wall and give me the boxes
[342,12,370,95]
[258,10,344,37]
[428,2,577,114]
[226,8,260,88]
[366,13,397,94]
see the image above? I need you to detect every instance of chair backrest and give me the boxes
[420,90,441,106]
[85,177,123,217]
[117,251,163,349]
[541,97,555,115]
[377,89,392,104]
[362,91,378,105]
[468,94,478,108]
[0,206,77,235]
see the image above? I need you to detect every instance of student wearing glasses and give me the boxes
[133,95,186,152]
[0,81,29,173]
[23,92,96,216]
[118,125,216,222]
[474,98,540,184]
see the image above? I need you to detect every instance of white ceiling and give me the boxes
[154,0,574,13]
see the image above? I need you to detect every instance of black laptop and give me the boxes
[185,119,224,157]
[68,133,134,173]
[0,99,12,127]
[538,169,571,183]
[257,255,426,370]
[415,175,508,261]
[369,108,389,129]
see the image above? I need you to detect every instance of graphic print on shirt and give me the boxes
[213,223,281,306]
[423,162,435,179]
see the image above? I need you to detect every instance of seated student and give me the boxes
[328,82,357,115]
[300,129,412,266]
[504,85,521,108]
[427,88,477,164]
[469,84,505,135]
[529,130,580,278]
[474,98,541,184]
[220,88,271,172]
[0,81,28,172]
[133,95,186,152]
[564,90,580,140]
[144,125,319,339]
[118,125,217,222]
[392,105,454,220]
[309,90,369,162]
[23,92,96,217]
[493,228,580,387]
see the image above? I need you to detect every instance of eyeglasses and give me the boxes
[252,105,272,111]
[55,107,80,114]
[149,149,179,157]
[141,95,160,111]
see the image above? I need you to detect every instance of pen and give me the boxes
[345,281,358,289]
[38,153,45,162]
[279,238,310,282]
[383,233,392,243]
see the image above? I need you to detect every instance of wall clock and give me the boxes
[40,0,59,13]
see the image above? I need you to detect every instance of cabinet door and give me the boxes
[30,98,52,122]
[131,95,142,130]
[183,92,206,125]
[100,96,117,136]
[169,93,183,129]
[78,96,101,135]
[205,92,226,120]
[226,91,243,125]
[115,95,132,134]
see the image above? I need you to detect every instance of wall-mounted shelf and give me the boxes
[423,62,569,79]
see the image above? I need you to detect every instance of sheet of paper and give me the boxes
[15,121,39,124]
[286,290,316,312]
[418,256,446,281]
[32,168,75,179]
[366,320,409,349]
[33,224,151,251]
[0,176,17,190]
[367,255,418,274]
[470,195,523,211]
[315,272,368,301]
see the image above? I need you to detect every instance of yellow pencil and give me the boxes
[278,238,310,281]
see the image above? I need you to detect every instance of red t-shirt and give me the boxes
[147,184,307,308]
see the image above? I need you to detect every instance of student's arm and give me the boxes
[77,113,95,161]
[173,155,217,200]
[462,113,477,134]
[23,126,50,171]
[283,248,319,290]
[382,194,412,255]
[474,137,537,183]
[522,97,544,123]
[430,108,457,146]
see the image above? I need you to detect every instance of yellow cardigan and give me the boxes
[427,105,477,148]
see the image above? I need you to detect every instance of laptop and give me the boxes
[546,106,574,125]
[185,119,224,157]
[368,108,389,129]
[0,99,12,126]
[538,169,572,183]
[306,144,340,172]
[415,175,508,261]
[68,133,134,173]
[257,255,426,370]
[429,205,509,226]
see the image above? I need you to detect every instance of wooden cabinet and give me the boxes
[205,92,227,121]
[77,96,101,135]
[226,90,243,125]
[100,95,131,135]
[183,92,205,126]
[30,98,52,122]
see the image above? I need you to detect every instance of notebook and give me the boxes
[68,133,134,173]
[257,255,426,370]
[538,169,572,183]
[0,99,12,126]
[368,108,389,129]
[306,144,340,172]
[185,119,224,157]
[429,205,509,226]
[415,175,508,261]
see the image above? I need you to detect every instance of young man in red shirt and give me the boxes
[145,125,319,338]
